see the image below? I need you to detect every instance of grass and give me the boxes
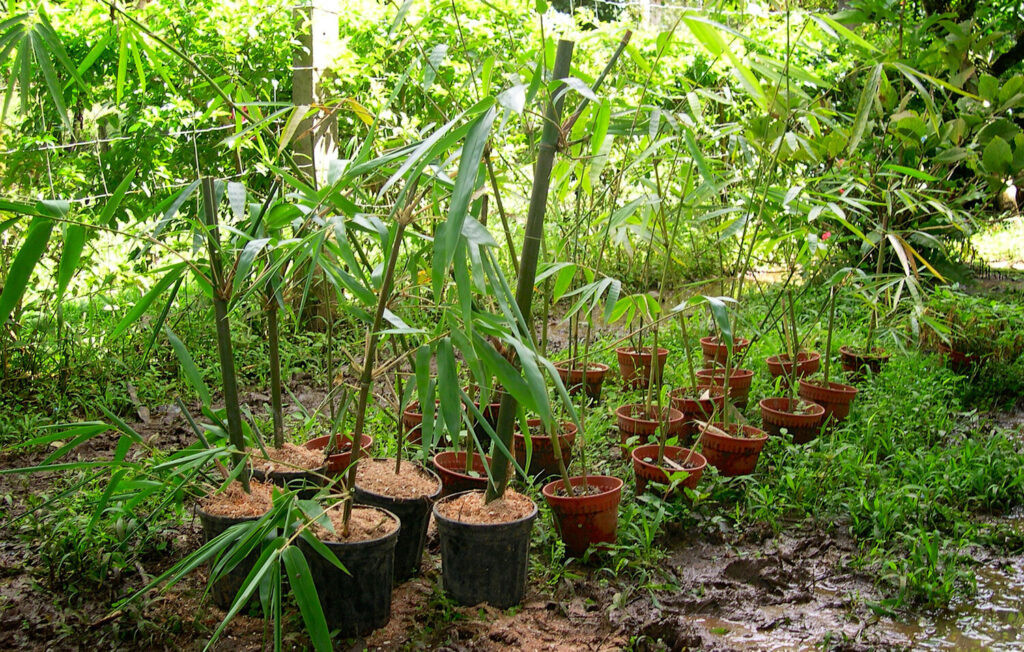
[2,280,1024,647]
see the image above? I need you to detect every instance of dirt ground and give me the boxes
[1,391,1022,650]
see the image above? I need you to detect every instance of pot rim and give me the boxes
[432,489,539,527]
[798,378,858,397]
[432,450,492,477]
[615,403,685,425]
[630,444,708,471]
[701,422,768,442]
[554,360,611,372]
[310,505,401,548]
[353,457,442,500]
[839,345,890,360]
[615,346,669,356]
[541,474,624,501]
[695,367,755,380]
[759,397,826,418]
[700,335,750,348]
[765,351,821,364]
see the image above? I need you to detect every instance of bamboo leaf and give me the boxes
[55,224,86,304]
[848,64,882,153]
[0,213,56,325]
[108,265,186,340]
[164,326,213,406]
[98,169,138,226]
[282,547,331,652]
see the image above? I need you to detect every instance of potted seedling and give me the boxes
[438,36,634,585]
[613,294,669,390]
[758,291,825,443]
[631,297,729,496]
[668,302,727,444]
[840,270,892,377]
[694,297,770,476]
[343,190,443,584]
[764,291,821,387]
[433,377,495,497]
[799,285,859,426]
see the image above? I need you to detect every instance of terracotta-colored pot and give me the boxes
[542,475,623,558]
[668,385,727,443]
[403,400,461,447]
[615,404,685,459]
[514,419,577,480]
[555,361,611,403]
[698,422,768,477]
[936,343,983,374]
[616,347,668,389]
[432,451,492,498]
[304,433,374,475]
[694,368,755,410]
[765,352,821,385]
[699,336,750,369]
[839,345,889,377]
[758,397,825,444]
[798,379,858,424]
[631,444,707,495]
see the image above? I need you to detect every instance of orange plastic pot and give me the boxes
[432,451,491,498]
[555,361,610,403]
[698,422,768,476]
[765,352,821,385]
[668,385,727,442]
[699,336,750,368]
[304,434,374,475]
[542,475,623,558]
[758,397,825,444]
[695,368,755,409]
[631,444,707,495]
[616,347,668,389]
[513,419,577,480]
[839,345,889,377]
[615,404,684,459]
[798,379,858,424]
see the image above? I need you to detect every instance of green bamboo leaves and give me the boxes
[0,6,84,129]
[0,201,62,325]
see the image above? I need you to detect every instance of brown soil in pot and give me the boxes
[311,506,399,543]
[356,457,441,499]
[198,480,275,518]
[249,442,324,473]
[434,489,534,524]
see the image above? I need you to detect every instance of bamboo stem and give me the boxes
[485,39,575,504]
[200,178,249,493]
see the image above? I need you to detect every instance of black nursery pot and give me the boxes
[196,509,264,610]
[353,460,441,582]
[432,490,538,609]
[250,466,326,500]
[299,507,400,638]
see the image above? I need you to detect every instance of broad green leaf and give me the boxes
[55,224,85,304]
[982,136,1012,175]
[109,266,186,340]
[164,326,212,406]
[849,64,882,153]
[282,547,331,652]
[0,213,56,325]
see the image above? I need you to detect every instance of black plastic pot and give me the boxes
[433,490,538,609]
[250,466,326,500]
[196,508,265,610]
[299,507,400,638]
[353,460,441,582]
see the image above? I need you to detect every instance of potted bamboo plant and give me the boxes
[694,297,770,476]
[799,286,859,426]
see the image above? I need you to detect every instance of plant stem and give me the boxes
[485,39,575,504]
[343,220,408,531]
[267,297,284,449]
[200,177,249,493]
[823,287,835,386]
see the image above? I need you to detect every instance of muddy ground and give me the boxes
[1,386,1023,650]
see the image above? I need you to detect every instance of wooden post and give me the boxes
[292,0,338,187]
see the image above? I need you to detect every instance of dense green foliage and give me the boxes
[2,0,1024,648]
